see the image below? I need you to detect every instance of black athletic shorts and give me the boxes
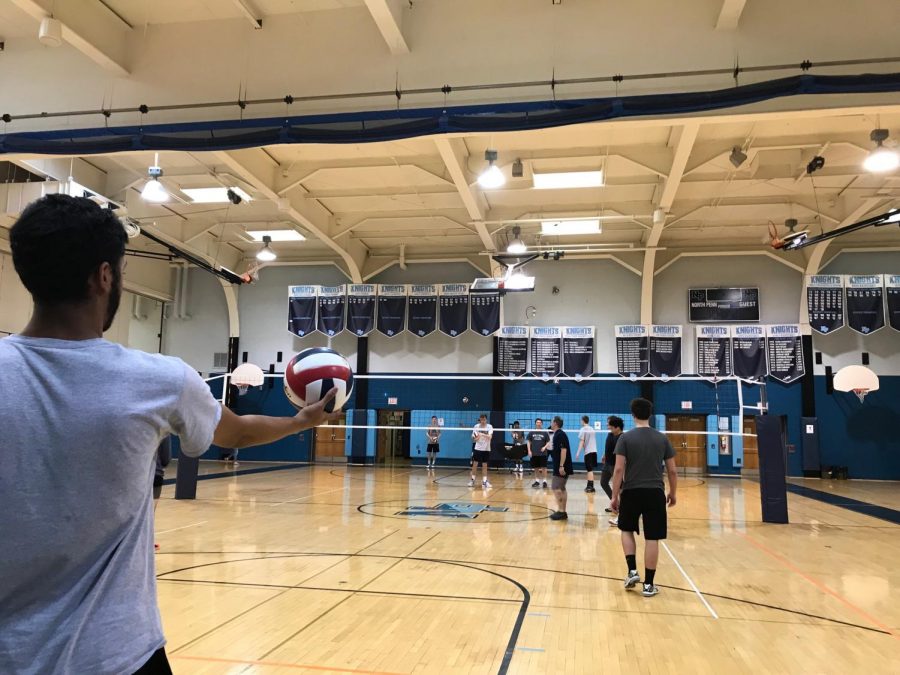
[617,488,667,540]
[427,443,440,454]
[133,648,172,674]
[530,454,547,468]
[472,450,491,464]
[584,453,598,472]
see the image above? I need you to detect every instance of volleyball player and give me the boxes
[575,415,598,493]
[548,416,573,520]
[602,415,624,523]
[426,415,441,469]
[527,417,550,488]
[469,413,493,488]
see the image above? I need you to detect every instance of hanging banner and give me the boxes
[407,284,437,337]
[888,275,900,332]
[288,285,317,338]
[346,284,376,337]
[846,275,885,335]
[731,325,767,380]
[648,325,682,378]
[696,326,731,379]
[497,326,529,377]
[376,285,408,338]
[470,292,501,336]
[529,326,562,378]
[766,324,804,384]
[439,284,469,338]
[562,326,595,378]
[316,285,346,337]
[615,325,649,379]
[806,275,844,335]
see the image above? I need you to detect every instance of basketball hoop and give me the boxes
[851,388,869,403]
[833,365,879,404]
[231,363,265,397]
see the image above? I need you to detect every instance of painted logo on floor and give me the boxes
[395,502,510,519]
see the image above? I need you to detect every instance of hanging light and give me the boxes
[506,225,527,253]
[38,17,63,47]
[478,149,505,189]
[140,153,169,203]
[256,235,276,262]
[863,129,899,173]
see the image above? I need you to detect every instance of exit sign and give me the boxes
[387,397,398,405]
[681,401,693,410]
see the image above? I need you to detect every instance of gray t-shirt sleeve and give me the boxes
[614,433,627,457]
[170,363,223,457]
[663,436,676,460]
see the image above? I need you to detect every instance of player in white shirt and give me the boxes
[575,415,599,493]
[469,414,493,489]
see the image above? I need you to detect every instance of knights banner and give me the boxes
[439,284,469,338]
[497,326,529,377]
[377,285,408,338]
[408,284,437,337]
[846,275,885,335]
[346,284,376,337]
[648,325,682,379]
[888,275,900,332]
[470,293,501,336]
[562,326,595,378]
[732,325,767,380]
[529,326,562,378]
[696,326,731,379]
[766,324,804,384]
[287,285,316,338]
[806,275,844,335]
[316,285,346,337]
[615,325,649,379]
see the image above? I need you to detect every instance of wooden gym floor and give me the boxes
[153,463,900,674]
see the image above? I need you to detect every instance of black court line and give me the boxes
[161,463,309,486]
[786,483,900,525]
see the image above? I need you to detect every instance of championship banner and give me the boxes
[562,326,595,378]
[376,285,407,338]
[615,325,649,379]
[696,326,731,379]
[529,326,561,378]
[888,275,900,332]
[408,284,437,337]
[806,275,844,335]
[470,292,501,336]
[731,325,767,380]
[497,326,529,377]
[439,284,469,338]
[766,324,804,384]
[316,285,346,337]
[846,275,885,335]
[346,284,376,337]
[288,285,317,338]
[648,325,682,378]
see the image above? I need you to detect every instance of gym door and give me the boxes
[314,415,347,464]
[665,415,707,474]
[376,410,411,467]
[742,416,759,471]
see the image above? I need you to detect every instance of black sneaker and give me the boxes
[624,570,641,589]
[604,506,614,513]
[531,480,540,488]
[549,511,568,520]
[584,486,596,493]
[642,583,660,597]
[542,481,548,489]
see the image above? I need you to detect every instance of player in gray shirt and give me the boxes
[0,195,341,675]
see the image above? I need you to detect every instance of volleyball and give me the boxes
[283,347,354,413]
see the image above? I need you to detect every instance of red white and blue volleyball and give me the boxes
[283,347,354,412]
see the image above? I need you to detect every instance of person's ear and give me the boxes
[97,261,114,293]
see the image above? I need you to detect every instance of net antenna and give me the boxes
[231,363,265,396]
[833,365,879,403]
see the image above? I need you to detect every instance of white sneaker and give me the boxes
[483,480,492,488]
[624,570,641,589]
[467,479,475,487]
[642,584,660,597]
[609,518,619,527]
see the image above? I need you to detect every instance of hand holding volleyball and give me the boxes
[284,347,354,413]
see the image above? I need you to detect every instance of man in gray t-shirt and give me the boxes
[610,398,677,599]
[0,195,340,675]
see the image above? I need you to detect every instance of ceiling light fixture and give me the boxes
[540,219,602,236]
[532,170,603,189]
[729,147,748,168]
[246,229,305,242]
[140,153,168,203]
[863,129,899,173]
[256,235,277,262]
[507,225,527,254]
[512,158,524,178]
[38,17,62,47]
[478,149,505,189]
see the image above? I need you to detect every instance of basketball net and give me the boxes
[851,388,869,403]
[235,383,250,396]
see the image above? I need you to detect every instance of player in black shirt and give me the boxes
[548,416,573,521]
[601,416,624,521]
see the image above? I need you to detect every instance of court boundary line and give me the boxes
[169,654,404,675]
[155,521,207,535]
[661,541,719,619]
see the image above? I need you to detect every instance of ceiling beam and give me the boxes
[230,0,263,28]
[434,137,495,251]
[363,0,410,55]
[9,0,130,76]
[715,0,748,30]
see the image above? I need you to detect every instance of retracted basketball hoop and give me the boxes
[231,363,265,396]
[833,365,879,403]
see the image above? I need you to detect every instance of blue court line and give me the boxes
[786,483,900,525]
[161,463,308,486]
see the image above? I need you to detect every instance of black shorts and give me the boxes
[584,453,598,472]
[426,443,440,454]
[133,647,172,674]
[472,450,491,464]
[617,488,667,540]
[530,454,547,468]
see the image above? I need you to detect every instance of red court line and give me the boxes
[171,654,406,674]
[739,532,899,640]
